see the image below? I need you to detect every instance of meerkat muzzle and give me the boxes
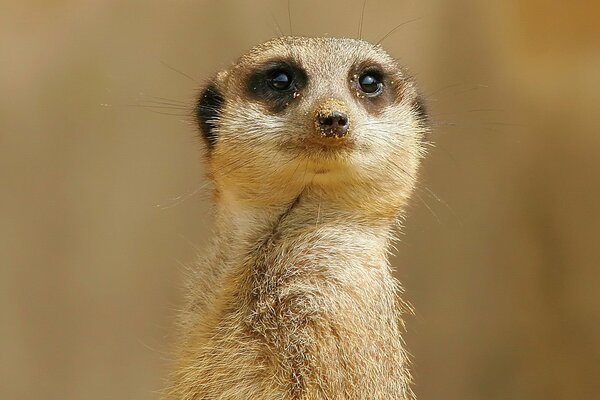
[315,99,350,139]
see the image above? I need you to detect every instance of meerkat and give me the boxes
[167,36,428,400]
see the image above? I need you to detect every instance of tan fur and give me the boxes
[167,37,428,400]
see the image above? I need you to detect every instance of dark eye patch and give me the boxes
[246,59,307,113]
[349,60,404,116]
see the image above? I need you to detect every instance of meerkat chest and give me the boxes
[234,229,409,399]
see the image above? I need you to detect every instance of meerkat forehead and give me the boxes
[235,36,397,72]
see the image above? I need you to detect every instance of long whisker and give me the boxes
[130,104,191,111]
[141,100,190,109]
[358,0,368,40]
[415,191,441,224]
[148,96,190,105]
[137,108,192,117]
[271,13,284,37]
[157,156,258,210]
[159,60,198,83]
[375,16,424,46]
[156,183,208,210]
[422,186,461,225]
[287,0,293,35]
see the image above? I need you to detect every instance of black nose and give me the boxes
[318,111,350,138]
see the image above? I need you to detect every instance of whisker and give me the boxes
[415,191,441,224]
[157,157,259,209]
[423,83,468,98]
[131,104,191,111]
[375,16,424,46]
[159,60,198,83]
[271,13,284,37]
[156,182,209,210]
[138,108,192,117]
[148,96,190,105]
[160,152,304,210]
[422,186,462,225]
[287,0,293,35]
[358,0,368,40]
[482,121,523,127]
[141,100,191,108]
[467,108,504,113]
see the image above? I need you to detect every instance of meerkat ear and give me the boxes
[413,93,429,127]
[196,72,227,149]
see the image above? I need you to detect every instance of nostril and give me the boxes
[330,112,348,127]
[322,117,334,127]
[320,113,348,126]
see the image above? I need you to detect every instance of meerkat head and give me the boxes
[196,36,428,215]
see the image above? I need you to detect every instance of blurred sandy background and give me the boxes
[1,1,599,399]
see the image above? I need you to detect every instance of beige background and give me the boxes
[1,1,599,399]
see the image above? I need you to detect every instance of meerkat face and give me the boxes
[196,37,428,212]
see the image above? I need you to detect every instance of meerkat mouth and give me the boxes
[296,152,356,182]
[301,133,356,153]
[299,144,354,171]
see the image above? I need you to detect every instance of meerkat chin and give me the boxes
[168,36,429,400]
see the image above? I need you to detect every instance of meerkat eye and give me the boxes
[358,73,384,96]
[267,70,293,91]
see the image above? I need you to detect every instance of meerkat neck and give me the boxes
[216,189,397,265]
[207,189,412,398]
